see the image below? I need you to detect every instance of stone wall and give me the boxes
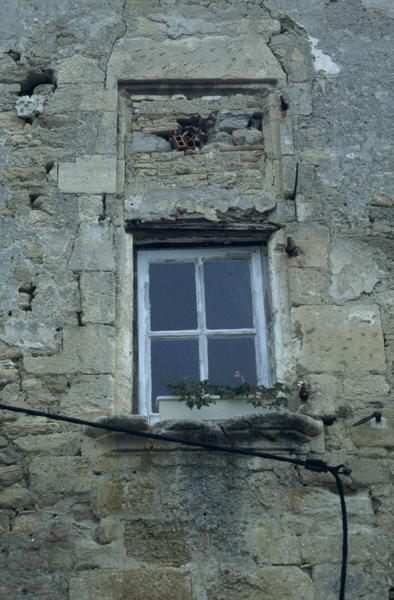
[0,0,393,598]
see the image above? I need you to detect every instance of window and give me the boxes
[137,246,270,419]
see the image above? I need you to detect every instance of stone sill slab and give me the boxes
[84,411,324,454]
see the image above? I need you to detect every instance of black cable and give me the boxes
[333,472,348,600]
[0,402,350,599]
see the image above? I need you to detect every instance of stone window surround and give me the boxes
[56,34,296,418]
[113,226,294,419]
[113,79,296,418]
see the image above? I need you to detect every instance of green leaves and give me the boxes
[164,379,290,410]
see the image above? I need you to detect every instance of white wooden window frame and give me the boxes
[137,246,271,421]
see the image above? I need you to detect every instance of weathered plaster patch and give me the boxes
[308,35,341,75]
[360,0,394,18]
[0,318,57,350]
[347,307,379,324]
[329,239,382,302]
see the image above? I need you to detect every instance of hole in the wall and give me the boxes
[150,111,264,152]
[98,194,106,221]
[19,68,56,96]
[76,310,84,327]
[29,193,40,210]
[7,310,12,317]
[156,114,215,151]
[18,283,36,312]
[279,16,299,34]
[285,236,298,257]
[29,192,40,207]
[280,95,289,113]
[389,588,394,600]
[45,161,55,175]
[247,112,262,131]
[6,49,21,63]
[301,565,313,578]
[372,496,382,514]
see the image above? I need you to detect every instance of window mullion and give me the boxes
[196,258,208,380]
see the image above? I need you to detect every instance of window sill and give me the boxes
[83,411,324,454]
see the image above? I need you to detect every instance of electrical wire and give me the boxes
[0,402,350,599]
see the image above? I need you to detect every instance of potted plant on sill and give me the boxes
[157,375,290,421]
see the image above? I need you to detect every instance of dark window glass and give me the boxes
[149,262,197,331]
[208,336,256,386]
[204,259,253,329]
[151,339,199,411]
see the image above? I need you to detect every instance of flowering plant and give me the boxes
[164,374,290,410]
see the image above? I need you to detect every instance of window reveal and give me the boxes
[137,247,270,417]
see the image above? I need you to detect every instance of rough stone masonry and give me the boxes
[0,0,393,598]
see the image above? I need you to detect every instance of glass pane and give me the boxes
[208,337,256,386]
[151,339,199,411]
[204,259,254,329]
[149,262,197,331]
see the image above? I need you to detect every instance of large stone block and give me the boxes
[107,36,285,86]
[298,373,341,420]
[60,374,114,418]
[300,531,389,564]
[287,83,312,115]
[286,224,329,269]
[14,433,81,455]
[351,418,394,449]
[0,486,34,509]
[289,488,374,520]
[29,456,92,494]
[78,195,104,220]
[24,326,115,375]
[0,465,23,487]
[94,112,118,155]
[249,524,301,564]
[347,457,390,485]
[58,156,117,194]
[0,317,57,351]
[95,476,156,516]
[208,567,314,600]
[293,304,386,375]
[80,272,115,324]
[45,85,117,113]
[124,519,190,566]
[68,219,115,271]
[69,568,192,600]
[312,563,386,600]
[288,267,329,306]
[56,56,105,85]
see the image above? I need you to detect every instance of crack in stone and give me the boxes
[104,0,128,87]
